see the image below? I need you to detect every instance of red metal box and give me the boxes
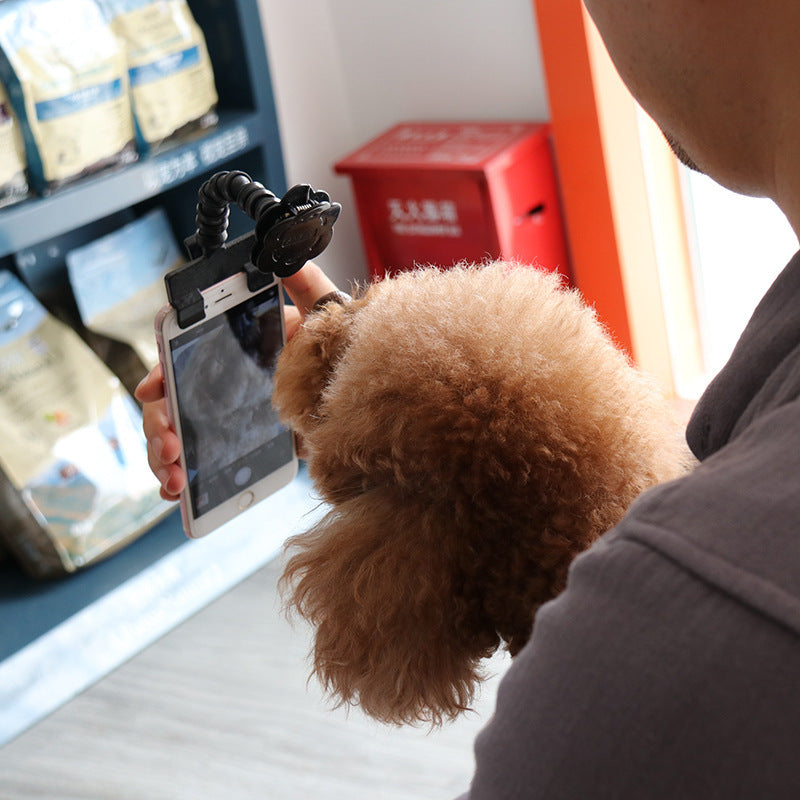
[334,121,571,280]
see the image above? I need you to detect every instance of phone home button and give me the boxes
[238,490,255,510]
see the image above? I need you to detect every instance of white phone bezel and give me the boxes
[155,271,297,538]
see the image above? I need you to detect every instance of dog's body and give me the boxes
[273,261,689,726]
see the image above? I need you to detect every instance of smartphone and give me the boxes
[155,271,297,538]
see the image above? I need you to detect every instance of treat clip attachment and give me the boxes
[165,170,341,328]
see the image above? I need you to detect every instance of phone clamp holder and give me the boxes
[165,170,341,328]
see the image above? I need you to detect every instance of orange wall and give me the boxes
[533,0,633,355]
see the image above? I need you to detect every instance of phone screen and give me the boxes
[168,284,294,518]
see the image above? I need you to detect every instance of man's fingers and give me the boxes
[282,261,338,316]
[134,364,165,404]
[141,399,182,464]
[151,458,185,500]
[284,305,302,341]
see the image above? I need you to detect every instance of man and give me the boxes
[138,1,800,796]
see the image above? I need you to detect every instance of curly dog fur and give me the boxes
[273,261,689,727]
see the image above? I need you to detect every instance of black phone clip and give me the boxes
[165,170,341,329]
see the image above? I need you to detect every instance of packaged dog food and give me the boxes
[96,0,218,153]
[0,0,137,194]
[66,208,183,370]
[0,271,171,578]
[0,81,28,207]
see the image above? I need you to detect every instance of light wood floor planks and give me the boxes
[0,556,510,800]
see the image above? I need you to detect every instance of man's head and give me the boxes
[582,0,800,222]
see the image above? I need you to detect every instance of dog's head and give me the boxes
[273,262,688,725]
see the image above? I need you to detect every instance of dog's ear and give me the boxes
[280,484,501,727]
[273,300,360,438]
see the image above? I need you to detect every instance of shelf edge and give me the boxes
[0,111,270,260]
[0,471,325,747]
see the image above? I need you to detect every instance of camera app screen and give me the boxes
[169,285,293,518]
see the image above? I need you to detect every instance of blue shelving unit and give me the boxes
[0,0,312,745]
[0,465,325,746]
[1,0,288,298]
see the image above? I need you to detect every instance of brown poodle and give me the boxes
[273,261,689,727]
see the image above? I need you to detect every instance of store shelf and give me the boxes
[0,0,287,296]
[0,110,276,260]
[0,0,299,747]
[0,465,325,747]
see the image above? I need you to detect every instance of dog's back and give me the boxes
[274,261,689,725]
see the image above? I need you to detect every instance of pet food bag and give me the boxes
[96,0,218,153]
[0,81,28,207]
[66,208,183,370]
[0,271,171,579]
[0,0,137,194]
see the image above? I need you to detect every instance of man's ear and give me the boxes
[273,300,359,437]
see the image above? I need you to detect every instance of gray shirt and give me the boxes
[459,250,800,799]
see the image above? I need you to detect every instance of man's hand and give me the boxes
[134,261,339,499]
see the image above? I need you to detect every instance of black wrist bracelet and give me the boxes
[312,290,352,312]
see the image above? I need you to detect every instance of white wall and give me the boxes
[256,0,550,288]
[256,1,800,395]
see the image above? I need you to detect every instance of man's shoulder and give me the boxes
[609,398,800,636]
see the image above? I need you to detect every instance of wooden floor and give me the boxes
[0,555,510,800]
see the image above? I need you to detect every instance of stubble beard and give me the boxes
[663,130,702,174]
